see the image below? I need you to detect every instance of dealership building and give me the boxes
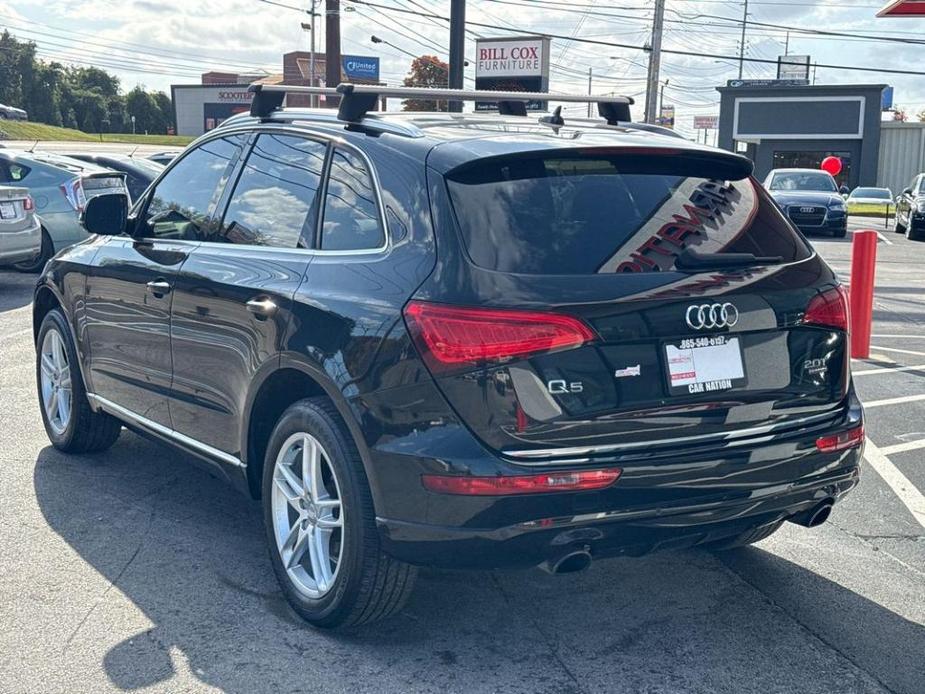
[714,80,925,195]
[171,52,381,136]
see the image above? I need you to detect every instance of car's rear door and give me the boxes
[84,134,246,426]
[167,130,327,455]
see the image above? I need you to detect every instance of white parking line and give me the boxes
[853,363,925,376]
[869,346,925,358]
[871,334,925,339]
[880,438,925,456]
[863,438,925,529]
[863,393,925,408]
[875,231,893,246]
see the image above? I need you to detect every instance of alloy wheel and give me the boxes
[39,328,72,436]
[270,432,345,599]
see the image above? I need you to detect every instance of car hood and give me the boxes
[769,190,843,207]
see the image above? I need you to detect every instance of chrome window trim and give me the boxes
[87,393,244,469]
[502,409,840,463]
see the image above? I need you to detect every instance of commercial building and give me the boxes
[716,82,887,189]
[171,52,380,136]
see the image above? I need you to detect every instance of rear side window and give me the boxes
[0,161,31,183]
[446,154,812,275]
[219,133,327,247]
[320,147,384,251]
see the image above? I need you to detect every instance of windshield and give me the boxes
[850,188,890,199]
[768,171,837,193]
[446,154,811,275]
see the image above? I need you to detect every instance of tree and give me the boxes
[402,55,449,112]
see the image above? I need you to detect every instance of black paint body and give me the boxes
[35,112,862,570]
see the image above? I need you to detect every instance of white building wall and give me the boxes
[878,121,925,196]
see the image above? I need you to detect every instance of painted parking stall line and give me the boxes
[863,393,925,409]
[863,438,925,529]
[853,363,925,376]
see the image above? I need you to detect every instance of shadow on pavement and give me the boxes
[0,270,35,313]
[33,434,923,694]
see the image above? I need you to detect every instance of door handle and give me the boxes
[246,297,277,319]
[146,280,172,297]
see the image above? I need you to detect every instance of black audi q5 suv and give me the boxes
[33,85,863,628]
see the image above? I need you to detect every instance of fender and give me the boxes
[240,350,378,485]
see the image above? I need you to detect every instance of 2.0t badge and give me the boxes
[685,302,739,330]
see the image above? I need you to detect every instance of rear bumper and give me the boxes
[0,218,42,265]
[372,391,864,570]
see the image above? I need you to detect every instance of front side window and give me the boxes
[142,135,245,240]
[218,133,326,247]
[320,147,385,251]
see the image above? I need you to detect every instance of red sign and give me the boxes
[877,0,925,16]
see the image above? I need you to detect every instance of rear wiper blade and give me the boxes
[675,248,783,271]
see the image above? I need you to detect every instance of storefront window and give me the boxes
[772,150,852,188]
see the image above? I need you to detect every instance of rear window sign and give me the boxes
[597,178,758,274]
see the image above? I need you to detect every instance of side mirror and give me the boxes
[80,193,128,236]
[903,187,913,196]
[839,185,850,195]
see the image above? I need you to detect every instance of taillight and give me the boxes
[803,285,849,332]
[403,301,596,372]
[22,195,34,212]
[60,177,87,212]
[816,424,864,453]
[421,468,622,495]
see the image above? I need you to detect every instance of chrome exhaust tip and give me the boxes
[789,499,834,528]
[540,546,593,575]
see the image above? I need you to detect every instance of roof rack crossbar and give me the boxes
[248,82,633,122]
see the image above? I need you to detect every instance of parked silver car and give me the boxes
[0,151,128,272]
[0,103,28,121]
[0,185,41,267]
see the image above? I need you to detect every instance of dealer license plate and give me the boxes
[0,202,15,219]
[665,336,747,395]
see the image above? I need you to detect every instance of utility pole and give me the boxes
[448,0,465,112]
[325,0,341,108]
[643,0,665,124]
[738,0,748,79]
[309,0,318,107]
[784,30,790,56]
[587,67,592,117]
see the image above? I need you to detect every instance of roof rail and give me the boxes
[247,83,634,125]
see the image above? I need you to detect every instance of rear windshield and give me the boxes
[446,154,812,275]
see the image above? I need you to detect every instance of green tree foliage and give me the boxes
[401,55,449,112]
[0,31,174,134]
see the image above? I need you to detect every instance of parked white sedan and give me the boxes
[0,185,42,267]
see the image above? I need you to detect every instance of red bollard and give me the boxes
[849,230,878,359]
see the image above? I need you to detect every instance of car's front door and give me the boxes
[168,131,328,455]
[84,134,247,426]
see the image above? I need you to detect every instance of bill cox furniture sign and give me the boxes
[475,36,551,111]
[342,55,380,81]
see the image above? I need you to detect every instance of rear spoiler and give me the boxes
[434,146,755,180]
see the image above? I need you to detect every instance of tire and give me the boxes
[14,229,52,273]
[262,397,416,628]
[36,309,122,453]
[832,225,847,239]
[704,521,783,551]
[894,218,906,234]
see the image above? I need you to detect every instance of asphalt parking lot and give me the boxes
[0,218,923,694]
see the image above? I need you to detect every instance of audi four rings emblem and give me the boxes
[685,303,739,330]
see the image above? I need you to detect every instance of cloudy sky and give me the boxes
[3,0,922,137]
